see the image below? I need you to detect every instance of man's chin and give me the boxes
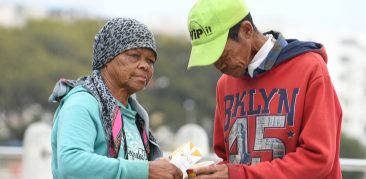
[224,72,242,78]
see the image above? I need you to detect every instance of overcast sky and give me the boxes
[3,0,366,35]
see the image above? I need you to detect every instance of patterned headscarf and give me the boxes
[92,17,157,70]
[49,17,156,158]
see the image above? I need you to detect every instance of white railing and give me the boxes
[0,146,23,179]
[1,146,366,179]
[0,146,23,159]
[340,158,366,172]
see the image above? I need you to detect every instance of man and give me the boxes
[186,0,342,178]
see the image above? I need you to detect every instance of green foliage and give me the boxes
[341,133,366,158]
[0,19,104,111]
[138,34,220,130]
[340,133,366,179]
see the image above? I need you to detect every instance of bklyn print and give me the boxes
[223,88,300,131]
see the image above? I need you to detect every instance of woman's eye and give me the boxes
[148,59,156,65]
[131,54,140,58]
[126,53,140,62]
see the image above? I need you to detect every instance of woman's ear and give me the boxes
[238,21,254,40]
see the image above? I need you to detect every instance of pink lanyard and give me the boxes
[109,105,150,159]
[109,106,128,158]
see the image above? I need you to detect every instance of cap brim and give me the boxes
[187,30,229,69]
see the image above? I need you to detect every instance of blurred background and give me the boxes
[0,0,365,178]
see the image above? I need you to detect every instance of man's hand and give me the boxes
[189,164,228,179]
[148,159,183,179]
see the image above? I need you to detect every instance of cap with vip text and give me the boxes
[187,0,249,68]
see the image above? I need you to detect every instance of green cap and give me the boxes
[187,0,249,69]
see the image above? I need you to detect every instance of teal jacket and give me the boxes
[51,86,162,179]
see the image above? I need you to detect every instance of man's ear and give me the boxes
[238,21,254,40]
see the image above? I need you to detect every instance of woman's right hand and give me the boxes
[148,160,183,179]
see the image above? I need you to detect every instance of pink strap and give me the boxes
[112,108,122,141]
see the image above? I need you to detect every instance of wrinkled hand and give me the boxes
[189,164,228,179]
[149,159,183,179]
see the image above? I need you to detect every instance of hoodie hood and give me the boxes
[251,31,327,77]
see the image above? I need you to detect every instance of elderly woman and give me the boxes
[49,18,182,179]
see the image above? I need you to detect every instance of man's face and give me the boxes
[214,37,253,77]
[214,21,255,77]
[102,48,156,94]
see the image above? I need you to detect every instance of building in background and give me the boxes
[0,3,98,28]
[0,3,46,28]
[329,36,366,146]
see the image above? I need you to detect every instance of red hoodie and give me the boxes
[213,37,342,178]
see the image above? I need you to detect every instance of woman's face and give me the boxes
[102,48,156,94]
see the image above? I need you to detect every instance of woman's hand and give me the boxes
[149,160,183,179]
